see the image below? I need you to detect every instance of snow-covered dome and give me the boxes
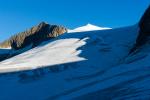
[68,23,111,33]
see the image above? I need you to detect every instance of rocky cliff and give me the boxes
[130,5,150,53]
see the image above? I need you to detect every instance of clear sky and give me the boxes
[0,0,149,41]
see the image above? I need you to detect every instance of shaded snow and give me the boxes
[0,48,12,54]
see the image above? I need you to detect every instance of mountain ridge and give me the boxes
[0,22,67,50]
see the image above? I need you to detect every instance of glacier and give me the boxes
[0,24,150,100]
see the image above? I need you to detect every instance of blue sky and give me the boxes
[0,0,149,41]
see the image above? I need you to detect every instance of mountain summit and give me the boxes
[68,23,111,33]
[0,22,67,50]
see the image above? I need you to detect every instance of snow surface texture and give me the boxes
[0,24,150,100]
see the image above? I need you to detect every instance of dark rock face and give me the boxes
[130,6,150,53]
[136,6,150,46]
[0,22,67,50]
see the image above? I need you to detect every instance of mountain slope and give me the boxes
[0,22,67,62]
[0,25,148,100]
[0,7,150,99]
[0,22,67,50]
[0,25,137,73]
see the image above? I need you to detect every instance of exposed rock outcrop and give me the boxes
[0,22,67,50]
[130,5,150,53]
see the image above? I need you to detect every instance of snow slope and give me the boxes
[0,25,136,73]
[0,25,150,100]
[68,23,111,33]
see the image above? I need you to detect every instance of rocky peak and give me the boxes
[39,21,48,26]
[0,22,67,50]
[130,5,150,53]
